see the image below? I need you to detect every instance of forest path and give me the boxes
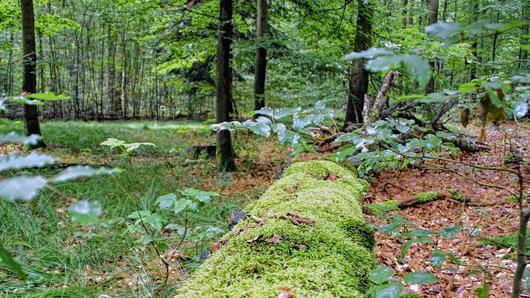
[365,122,530,297]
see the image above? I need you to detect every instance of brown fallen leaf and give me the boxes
[280,213,316,227]
[296,244,307,250]
[247,235,261,244]
[210,239,228,252]
[250,215,266,225]
[265,234,282,244]
[325,173,338,181]
[277,287,294,298]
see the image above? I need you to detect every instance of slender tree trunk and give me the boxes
[216,0,236,172]
[491,11,500,69]
[344,0,373,126]
[441,0,448,21]
[402,0,409,27]
[253,0,268,111]
[519,4,529,70]
[425,0,438,94]
[20,0,44,147]
[408,0,414,25]
[469,0,479,81]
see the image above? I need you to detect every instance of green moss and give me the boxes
[177,161,375,297]
[479,230,530,252]
[445,189,465,201]
[415,191,438,203]
[365,200,400,216]
[506,195,519,204]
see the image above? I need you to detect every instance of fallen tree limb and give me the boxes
[364,190,471,216]
[177,160,376,297]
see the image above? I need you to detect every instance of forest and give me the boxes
[0,0,529,297]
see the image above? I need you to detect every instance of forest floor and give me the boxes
[0,119,529,297]
[366,122,530,297]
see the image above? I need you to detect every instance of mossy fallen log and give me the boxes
[177,160,376,298]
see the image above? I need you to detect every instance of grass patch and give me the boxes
[0,119,284,297]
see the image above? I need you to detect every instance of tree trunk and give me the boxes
[253,0,268,111]
[469,0,479,81]
[519,5,529,70]
[425,0,438,94]
[402,0,409,27]
[20,0,44,147]
[216,0,236,171]
[344,0,373,127]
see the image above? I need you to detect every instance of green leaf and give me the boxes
[100,138,126,149]
[401,54,431,86]
[458,82,478,94]
[475,282,490,298]
[68,200,102,225]
[366,55,402,72]
[52,166,118,183]
[368,264,395,284]
[0,176,47,202]
[274,107,301,119]
[441,225,461,239]
[367,282,403,298]
[8,96,43,106]
[123,142,155,152]
[403,272,439,285]
[513,101,528,118]
[425,22,460,39]
[27,92,71,101]
[486,88,503,108]
[0,132,41,146]
[242,118,271,137]
[0,153,55,172]
[180,188,219,204]
[156,193,177,209]
[344,47,391,61]
[0,243,27,280]
[431,249,446,267]
[173,199,194,214]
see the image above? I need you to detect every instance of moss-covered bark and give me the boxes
[177,160,376,298]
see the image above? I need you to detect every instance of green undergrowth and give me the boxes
[0,119,210,154]
[365,200,400,216]
[415,191,438,203]
[177,160,376,298]
[480,230,530,252]
[0,120,280,297]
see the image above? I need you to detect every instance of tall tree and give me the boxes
[344,0,373,126]
[469,0,480,81]
[253,0,268,111]
[519,4,529,70]
[425,0,438,94]
[216,0,236,171]
[20,0,44,147]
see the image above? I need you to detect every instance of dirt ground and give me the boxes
[365,123,530,297]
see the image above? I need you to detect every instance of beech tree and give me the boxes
[20,0,44,147]
[216,0,236,172]
[344,0,373,126]
[253,0,268,111]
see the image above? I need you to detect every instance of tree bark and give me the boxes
[344,0,373,127]
[402,0,409,27]
[216,0,236,172]
[519,4,529,70]
[20,0,45,147]
[425,0,438,94]
[253,0,268,111]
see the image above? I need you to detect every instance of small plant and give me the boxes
[100,138,155,165]
[126,188,224,285]
[366,264,439,297]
